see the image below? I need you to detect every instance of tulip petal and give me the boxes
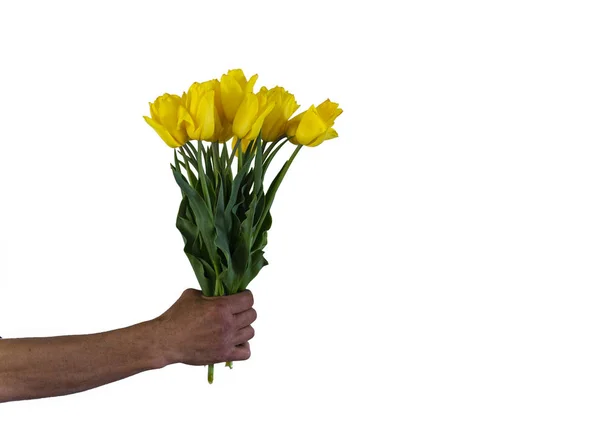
[221,74,244,122]
[198,91,216,140]
[308,127,338,147]
[316,99,343,126]
[233,93,259,139]
[228,69,247,88]
[144,116,183,148]
[296,106,327,145]
[177,106,198,140]
[246,101,275,141]
[246,74,258,93]
[285,111,305,139]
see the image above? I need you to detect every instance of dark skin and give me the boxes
[0,289,256,403]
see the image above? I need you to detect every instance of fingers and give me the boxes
[229,342,251,361]
[234,308,257,329]
[227,290,254,314]
[233,325,255,345]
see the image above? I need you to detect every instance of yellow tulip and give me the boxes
[220,69,258,123]
[179,81,216,141]
[232,89,275,141]
[144,94,189,148]
[260,86,300,142]
[286,99,343,147]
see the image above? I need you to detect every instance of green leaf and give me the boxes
[186,254,211,294]
[176,214,197,244]
[227,139,241,174]
[254,134,264,196]
[251,229,268,253]
[185,253,217,295]
[215,182,232,271]
[198,141,215,194]
[225,151,255,218]
[211,142,221,195]
[179,148,198,189]
[253,194,265,228]
[173,150,182,173]
[193,144,213,212]
[186,141,198,162]
[231,238,249,276]
[172,168,219,270]
[181,145,199,171]
[240,250,268,291]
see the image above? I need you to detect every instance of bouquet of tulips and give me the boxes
[144,69,342,383]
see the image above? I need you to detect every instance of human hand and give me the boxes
[154,289,256,367]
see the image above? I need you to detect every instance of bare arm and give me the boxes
[0,289,256,403]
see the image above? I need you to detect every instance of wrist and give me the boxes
[138,318,174,369]
[146,316,182,368]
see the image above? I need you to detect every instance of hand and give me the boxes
[154,288,256,367]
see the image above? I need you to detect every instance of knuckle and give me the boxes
[183,288,196,298]
[248,326,255,340]
[243,348,251,360]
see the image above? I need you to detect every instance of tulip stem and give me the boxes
[263,137,285,158]
[262,139,289,176]
[228,138,242,171]
[194,143,213,219]
[211,143,221,191]
[226,361,233,369]
[208,364,214,384]
[255,144,302,232]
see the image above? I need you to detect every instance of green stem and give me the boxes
[228,138,242,172]
[263,137,285,159]
[194,142,213,218]
[226,361,233,369]
[256,145,302,232]
[208,364,214,384]
[263,139,289,176]
[211,143,221,193]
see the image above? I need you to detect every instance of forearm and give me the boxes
[0,319,166,403]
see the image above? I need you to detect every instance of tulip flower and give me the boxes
[232,89,275,141]
[286,99,343,147]
[260,86,300,142]
[179,82,216,141]
[144,94,189,148]
[220,69,258,123]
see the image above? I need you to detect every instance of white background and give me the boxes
[1,0,599,422]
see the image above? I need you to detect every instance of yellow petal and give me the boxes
[228,69,247,88]
[295,106,327,145]
[232,93,258,139]
[246,74,258,93]
[220,74,244,122]
[246,101,275,141]
[144,116,183,148]
[197,91,215,140]
[177,106,198,140]
[261,87,300,141]
[308,127,338,147]
[285,111,305,139]
[316,99,343,126]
